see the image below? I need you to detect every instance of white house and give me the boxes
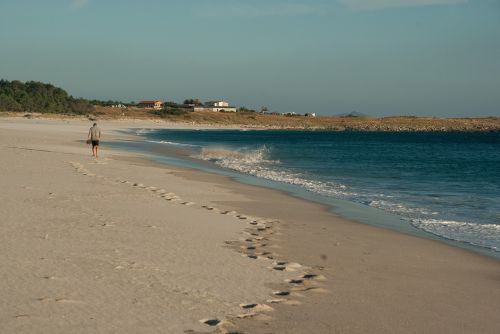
[193,100,237,112]
[206,100,229,108]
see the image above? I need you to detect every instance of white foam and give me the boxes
[134,128,154,135]
[146,140,200,148]
[411,219,500,252]
[368,199,433,216]
[196,146,354,198]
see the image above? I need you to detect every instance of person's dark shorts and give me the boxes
[91,140,99,147]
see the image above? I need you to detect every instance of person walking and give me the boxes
[88,123,101,158]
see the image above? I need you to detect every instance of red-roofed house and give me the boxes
[138,100,163,109]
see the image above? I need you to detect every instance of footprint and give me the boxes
[302,274,318,279]
[200,319,220,326]
[240,303,258,309]
[256,251,272,256]
[162,193,178,199]
[300,287,329,294]
[239,303,273,312]
[273,291,290,296]
[236,313,256,319]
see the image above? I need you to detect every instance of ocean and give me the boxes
[116,129,500,257]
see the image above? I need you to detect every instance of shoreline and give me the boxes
[113,127,500,260]
[1,118,500,333]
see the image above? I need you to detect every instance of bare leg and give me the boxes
[95,145,99,158]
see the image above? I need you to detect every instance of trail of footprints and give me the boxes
[69,162,328,333]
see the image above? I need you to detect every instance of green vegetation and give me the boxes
[183,98,203,106]
[89,99,131,107]
[0,79,94,114]
[238,106,257,113]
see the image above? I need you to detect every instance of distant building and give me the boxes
[138,100,163,109]
[305,113,316,117]
[193,100,237,112]
[206,100,230,108]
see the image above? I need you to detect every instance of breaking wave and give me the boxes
[196,146,353,198]
[368,199,438,217]
[134,128,155,135]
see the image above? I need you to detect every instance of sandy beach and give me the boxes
[1,117,499,334]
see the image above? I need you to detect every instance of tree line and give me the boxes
[0,79,94,114]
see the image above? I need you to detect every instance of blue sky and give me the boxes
[0,0,499,116]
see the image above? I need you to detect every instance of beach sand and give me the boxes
[1,117,499,334]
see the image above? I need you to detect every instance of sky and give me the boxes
[0,0,499,117]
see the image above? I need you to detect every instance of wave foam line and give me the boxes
[411,219,500,252]
[196,146,353,198]
[146,140,200,148]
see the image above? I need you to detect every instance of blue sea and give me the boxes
[117,129,500,257]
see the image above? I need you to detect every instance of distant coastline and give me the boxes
[2,110,499,132]
[1,79,499,132]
